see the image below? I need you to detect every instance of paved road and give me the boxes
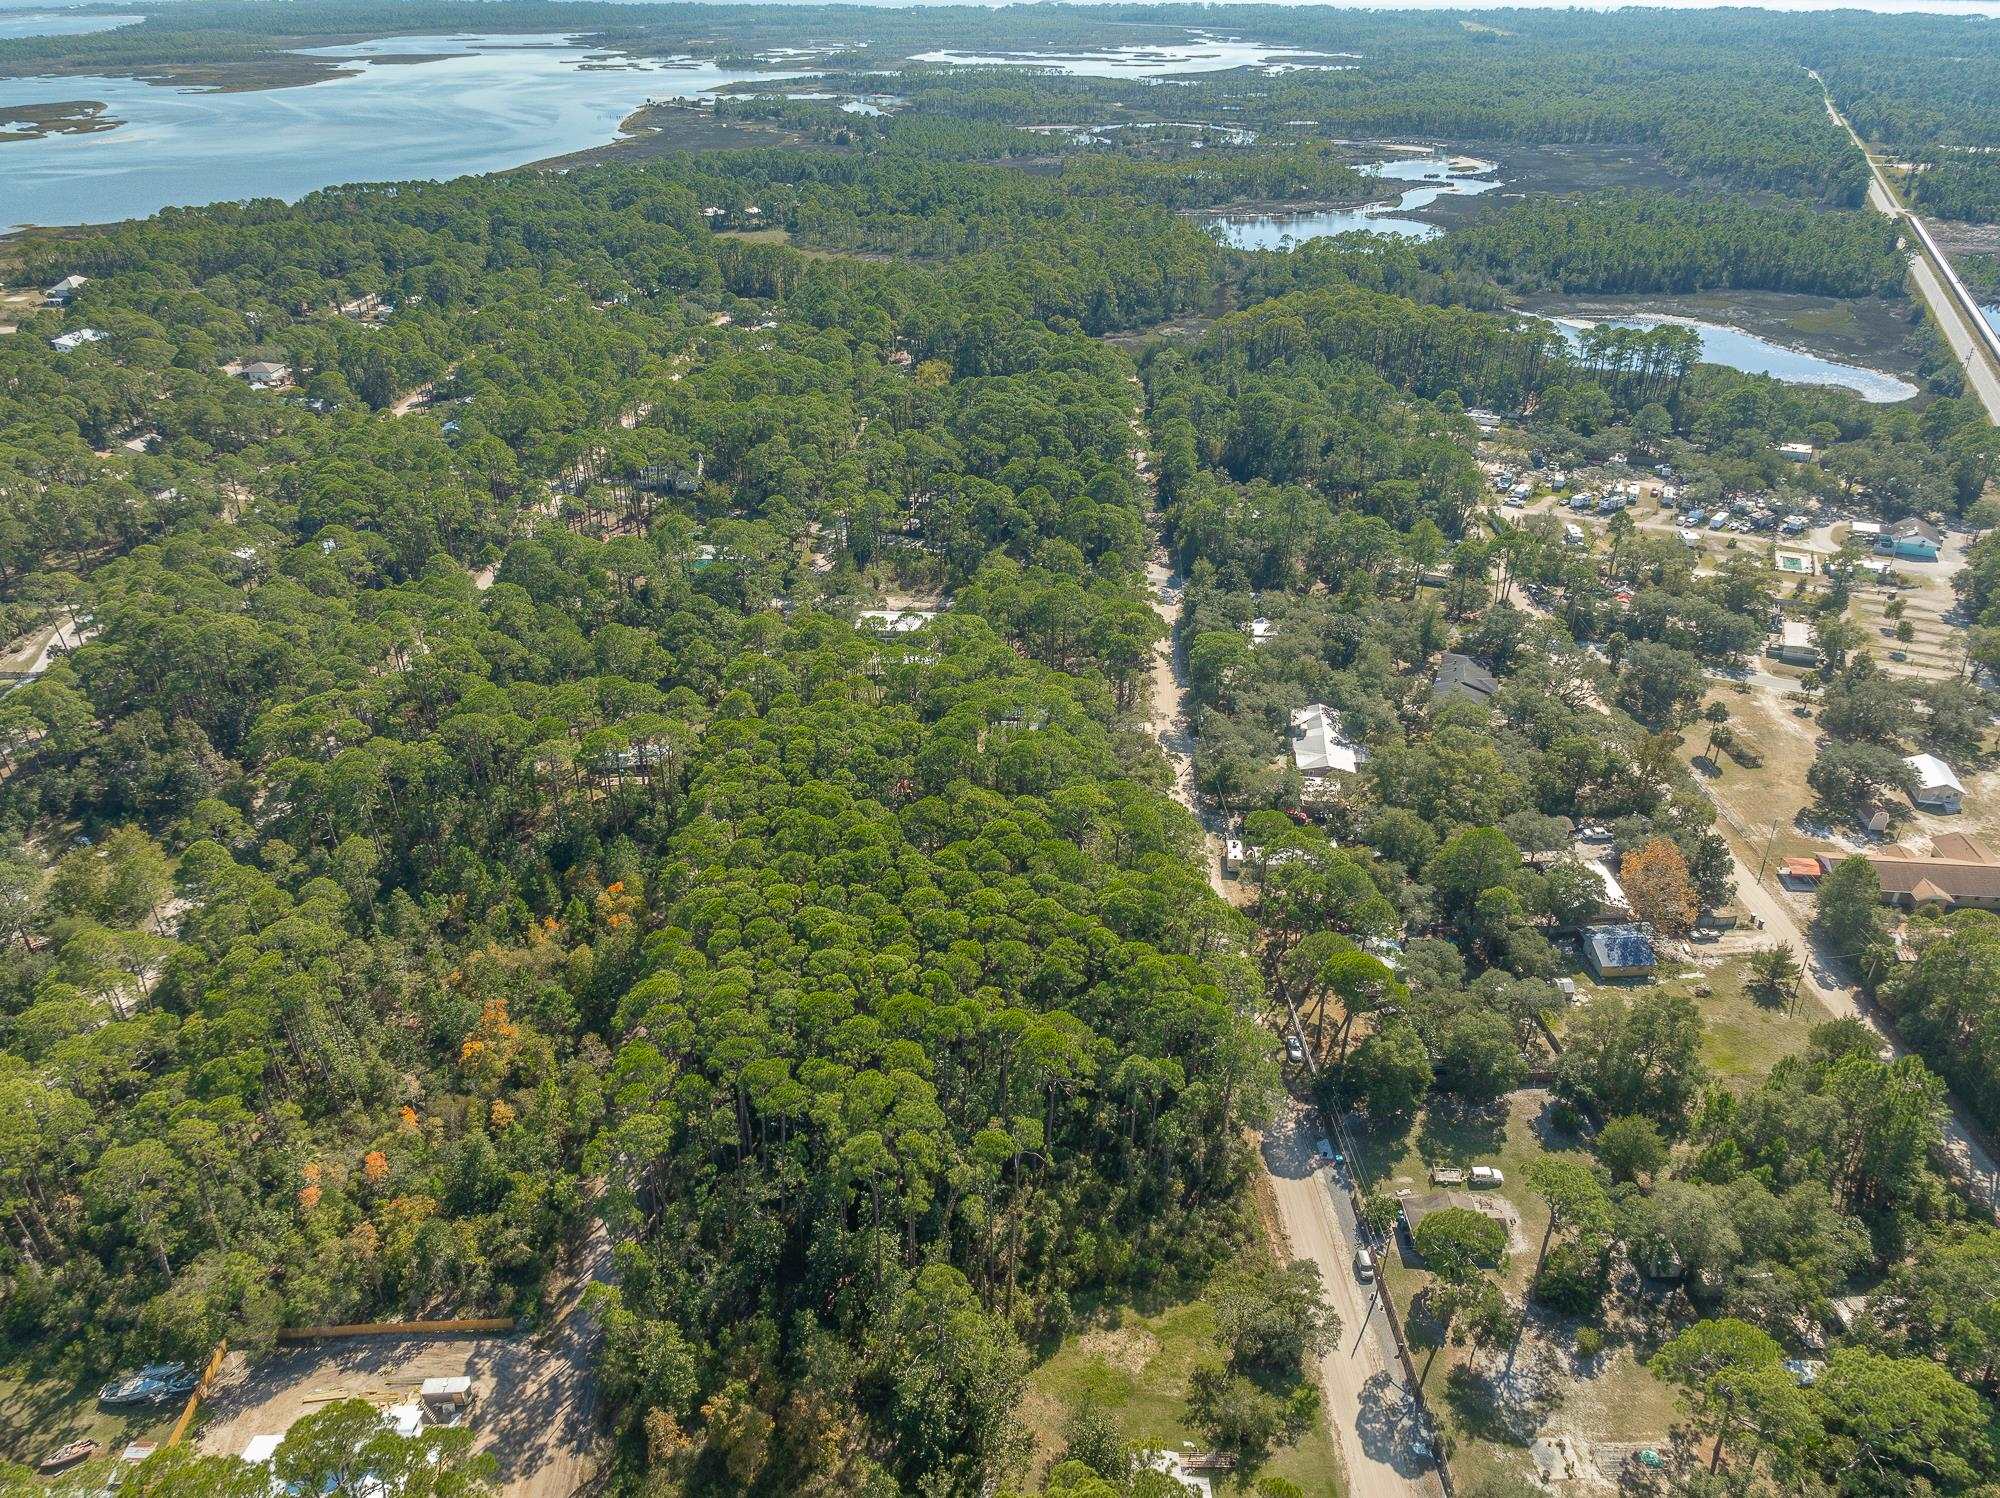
[1818,78,2000,423]
[1131,391,1439,1497]
[1717,837,2000,1216]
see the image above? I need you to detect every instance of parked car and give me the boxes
[1354,1247,1376,1282]
[1471,1165,1506,1187]
[1285,1034,1304,1064]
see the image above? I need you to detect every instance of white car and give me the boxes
[1285,1035,1305,1064]
[1354,1247,1376,1282]
[1470,1165,1505,1187]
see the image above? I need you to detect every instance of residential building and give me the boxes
[1821,843,2000,911]
[1432,651,1499,706]
[44,274,87,305]
[1400,1191,1506,1263]
[237,359,291,387]
[49,328,108,352]
[1290,703,1367,778]
[1878,518,1942,562]
[1246,616,1277,646]
[1929,832,1992,863]
[1904,752,1964,814]
[1770,619,1818,667]
[1776,441,1815,461]
[1584,923,1656,980]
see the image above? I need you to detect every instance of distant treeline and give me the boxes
[1910,154,2000,227]
[1435,193,1909,299]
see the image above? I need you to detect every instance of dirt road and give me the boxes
[1131,390,1439,1496]
[1264,1109,1444,1497]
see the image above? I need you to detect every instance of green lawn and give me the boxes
[1349,1089,1562,1300]
[1016,1236,1344,1497]
[0,1360,174,1484]
[1691,954,1821,1088]
[1557,953,1818,1091]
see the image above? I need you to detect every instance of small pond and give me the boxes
[1550,314,1919,402]
[1208,154,1501,248]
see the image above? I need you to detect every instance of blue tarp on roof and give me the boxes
[1587,923,1655,973]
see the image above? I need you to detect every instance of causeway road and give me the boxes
[1818,76,2000,423]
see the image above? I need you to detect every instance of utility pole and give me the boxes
[1754,821,1781,884]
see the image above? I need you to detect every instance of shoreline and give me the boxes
[1510,288,1927,384]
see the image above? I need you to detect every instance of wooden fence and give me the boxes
[276,1316,518,1341]
[163,1339,229,1449]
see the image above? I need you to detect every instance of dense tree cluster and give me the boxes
[2,6,1998,1491]
[1438,192,1907,298]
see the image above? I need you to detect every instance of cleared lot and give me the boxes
[198,1224,611,1498]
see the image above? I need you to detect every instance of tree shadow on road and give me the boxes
[1354,1367,1433,1477]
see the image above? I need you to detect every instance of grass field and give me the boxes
[1557,953,1819,1092]
[1690,954,1821,1087]
[1015,1239,1345,1497]
[0,1361,174,1484]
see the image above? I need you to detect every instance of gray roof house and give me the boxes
[1433,652,1499,706]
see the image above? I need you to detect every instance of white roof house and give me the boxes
[1290,703,1367,777]
[857,607,937,634]
[1773,618,1819,666]
[1906,753,1964,813]
[1247,616,1277,646]
[50,328,108,351]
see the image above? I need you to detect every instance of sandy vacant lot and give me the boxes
[198,1224,612,1498]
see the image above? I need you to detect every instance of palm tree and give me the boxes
[1702,700,1732,770]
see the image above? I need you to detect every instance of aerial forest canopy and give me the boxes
[1,3,1998,1495]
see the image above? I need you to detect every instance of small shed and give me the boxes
[420,1375,475,1425]
[1781,856,1824,887]
[1584,923,1656,980]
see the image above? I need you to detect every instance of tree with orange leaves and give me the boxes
[1623,837,1699,937]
